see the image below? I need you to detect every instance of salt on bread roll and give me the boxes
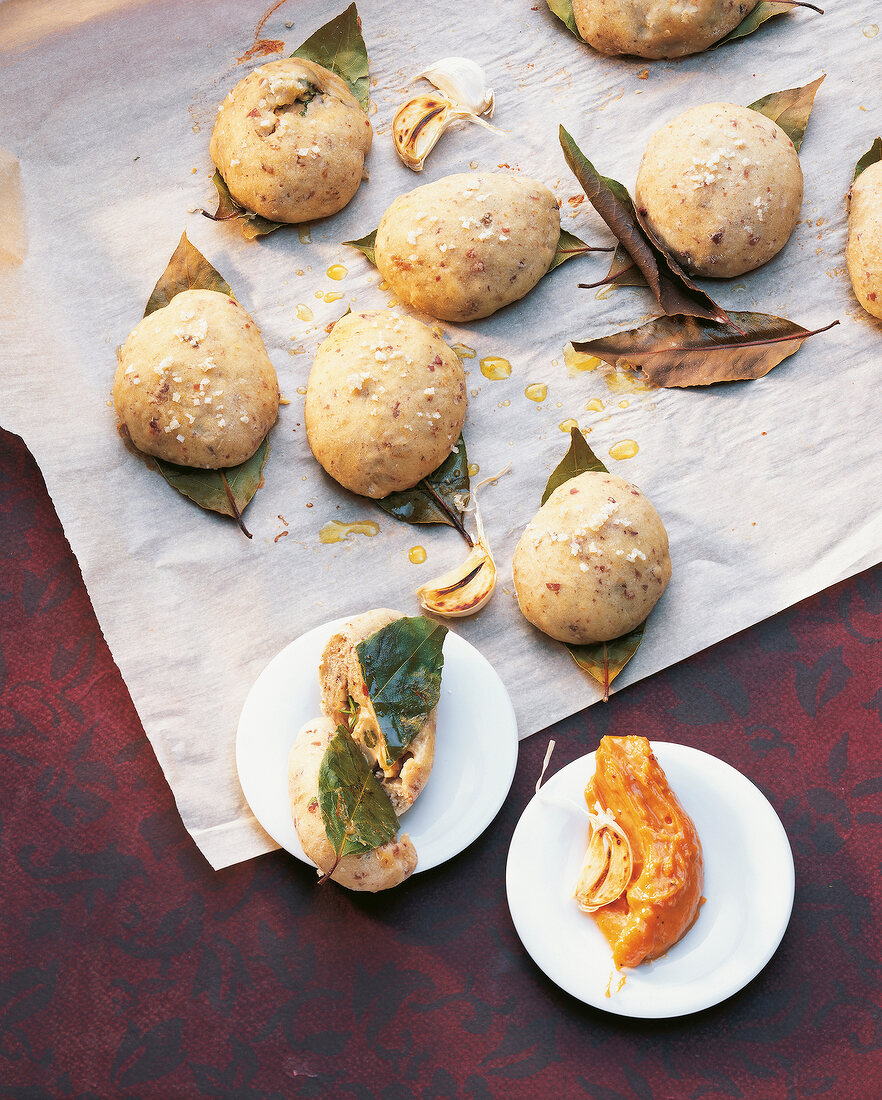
[210,58,372,223]
[113,289,279,468]
[288,716,418,892]
[319,608,436,814]
[373,173,560,321]
[305,310,467,498]
[513,472,671,644]
[635,102,803,278]
[847,161,882,320]
[572,0,757,59]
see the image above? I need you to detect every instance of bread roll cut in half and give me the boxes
[319,608,436,815]
[635,102,803,278]
[210,58,372,223]
[572,0,757,59]
[113,289,279,468]
[513,472,671,644]
[847,161,882,320]
[373,173,560,321]
[305,311,467,498]
[288,716,418,892]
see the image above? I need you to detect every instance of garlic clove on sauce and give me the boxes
[573,803,633,913]
[412,56,494,117]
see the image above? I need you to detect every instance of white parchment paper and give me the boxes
[2,0,880,868]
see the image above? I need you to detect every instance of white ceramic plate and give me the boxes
[237,618,518,872]
[506,742,795,1018]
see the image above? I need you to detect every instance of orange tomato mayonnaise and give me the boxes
[584,735,703,969]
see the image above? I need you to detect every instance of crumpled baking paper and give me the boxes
[2,0,880,868]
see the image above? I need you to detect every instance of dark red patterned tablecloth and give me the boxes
[1,425,880,1099]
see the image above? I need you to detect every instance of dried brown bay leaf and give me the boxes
[318,727,400,876]
[559,127,730,325]
[201,171,284,239]
[374,435,472,546]
[144,230,232,317]
[854,138,882,183]
[568,625,646,703]
[573,313,839,389]
[748,74,824,152]
[539,429,646,699]
[712,1,824,51]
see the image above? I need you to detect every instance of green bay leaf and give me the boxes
[748,74,824,152]
[711,2,819,50]
[566,622,646,702]
[153,437,270,538]
[854,137,882,182]
[292,3,370,113]
[356,616,447,765]
[318,728,399,863]
[343,228,377,265]
[375,436,470,538]
[144,231,232,317]
[545,0,581,38]
[541,427,607,505]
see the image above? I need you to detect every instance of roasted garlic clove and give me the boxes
[392,93,503,172]
[573,803,633,913]
[416,500,496,616]
[413,56,494,117]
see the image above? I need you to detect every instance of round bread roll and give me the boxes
[288,716,418,892]
[319,609,436,814]
[373,173,560,322]
[210,58,372,223]
[305,310,467,498]
[847,161,882,320]
[572,0,757,59]
[513,472,671,644]
[635,102,803,278]
[113,289,279,468]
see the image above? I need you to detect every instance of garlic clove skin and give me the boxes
[415,501,497,616]
[573,804,633,913]
[392,93,503,173]
[413,56,494,117]
[392,93,452,172]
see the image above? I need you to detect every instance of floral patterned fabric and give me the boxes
[1,427,880,1098]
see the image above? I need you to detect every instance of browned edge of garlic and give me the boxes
[573,802,633,914]
[415,463,510,617]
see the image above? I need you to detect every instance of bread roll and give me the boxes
[210,58,372,223]
[513,472,671,644]
[113,289,278,468]
[288,716,417,892]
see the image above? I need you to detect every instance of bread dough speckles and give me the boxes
[635,102,803,278]
[512,472,671,644]
[374,173,560,322]
[305,311,467,498]
[210,58,372,223]
[113,289,279,469]
[573,0,759,59]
